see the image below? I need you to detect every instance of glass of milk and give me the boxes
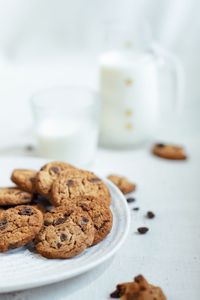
[31,86,99,166]
[99,22,184,148]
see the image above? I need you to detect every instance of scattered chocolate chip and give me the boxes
[110,288,124,298]
[54,217,66,225]
[88,178,101,183]
[18,207,33,216]
[146,211,155,219]
[126,197,136,203]
[156,143,165,147]
[0,219,7,230]
[137,227,149,234]
[25,145,34,151]
[81,217,89,225]
[44,220,51,226]
[66,180,75,187]
[132,207,139,211]
[50,166,60,174]
[60,233,67,242]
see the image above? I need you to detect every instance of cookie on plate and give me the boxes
[0,187,33,206]
[111,275,166,300]
[51,169,111,207]
[11,169,37,193]
[35,161,75,197]
[152,143,187,160]
[0,205,43,252]
[35,206,94,259]
[59,196,113,245]
[107,174,136,194]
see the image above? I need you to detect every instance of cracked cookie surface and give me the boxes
[0,187,33,206]
[35,161,75,197]
[0,205,43,252]
[107,174,136,194]
[35,206,94,259]
[51,169,111,207]
[11,169,37,193]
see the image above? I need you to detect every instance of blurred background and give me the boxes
[0,0,199,151]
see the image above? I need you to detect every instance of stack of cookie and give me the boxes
[0,162,113,259]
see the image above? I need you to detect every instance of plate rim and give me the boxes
[0,156,130,293]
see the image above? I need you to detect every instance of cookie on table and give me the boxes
[35,206,94,259]
[0,187,33,206]
[111,275,166,300]
[0,205,43,252]
[60,196,113,245]
[51,169,111,207]
[11,169,37,193]
[35,161,76,197]
[152,143,187,160]
[107,174,136,194]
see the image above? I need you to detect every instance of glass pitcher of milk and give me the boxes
[99,24,184,148]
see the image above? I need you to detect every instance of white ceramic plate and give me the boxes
[0,156,130,293]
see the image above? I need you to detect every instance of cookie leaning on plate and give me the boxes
[51,169,111,207]
[35,206,94,259]
[107,174,136,195]
[0,205,43,252]
[35,161,76,197]
[0,187,33,206]
[11,169,37,193]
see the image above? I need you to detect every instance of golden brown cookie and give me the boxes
[107,174,136,194]
[0,187,33,206]
[11,169,37,193]
[51,169,111,207]
[152,143,187,160]
[111,275,166,300]
[0,205,43,252]
[58,196,113,245]
[35,161,75,197]
[35,206,94,259]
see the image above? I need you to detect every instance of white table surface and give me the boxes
[0,139,199,300]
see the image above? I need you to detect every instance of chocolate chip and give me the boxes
[89,178,101,183]
[57,242,62,249]
[18,207,33,216]
[54,217,66,225]
[132,207,139,211]
[50,166,60,174]
[126,197,135,203]
[44,220,51,226]
[60,233,67,241]
[0,219,7,230]
[81,217,89,225]
[66,180,75,187]
[156,143,165,147]
[137,227,149,234]
[146,211,155,219]
[110,286,125,298]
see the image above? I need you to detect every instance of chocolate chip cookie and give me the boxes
[0,205,43,252]
[107,174,136,194]
[51,169,111,207]
[59,196,113,245]
[152,143,187,160]
[35,161,75,197]
[0,187,33,206]
[11,169,37,193]
[111,275,166,300]
[35,206,94,259]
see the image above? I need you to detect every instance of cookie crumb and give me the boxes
[146,211,155,219]
[137,227,149,234]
